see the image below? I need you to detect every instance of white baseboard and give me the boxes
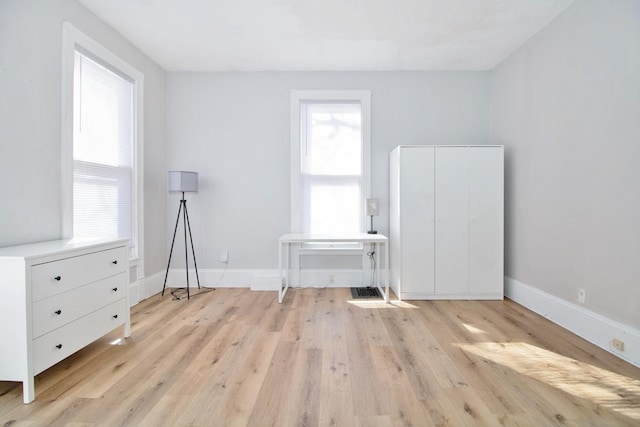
[397,292,503,300]
[505,277,640,368]
[250,271,281,291]
[295,269,373,288]
[136,271,165,300]
[165,268,278,290]
[163,268,374,292]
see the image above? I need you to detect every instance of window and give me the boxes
[291,90,371,247]
[61,23,144,263]
[72,50,134,244]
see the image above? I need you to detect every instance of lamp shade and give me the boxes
[366,198,379,216]
[169,171,198,193]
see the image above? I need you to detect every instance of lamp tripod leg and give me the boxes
[182,198,190,299]
[183,201,202,290]
[162,200,183,296]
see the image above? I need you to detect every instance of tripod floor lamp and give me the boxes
[162,171,201,299]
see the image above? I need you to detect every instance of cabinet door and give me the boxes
[469,147,504,294]
[400,147,435,294]
[435,147,469,294]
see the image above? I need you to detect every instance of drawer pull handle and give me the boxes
[112,287,118,292]
[54,276,61,281]
[112,314,118,319]
[54,310,62,315]
[56,344,62,349]
[112,260,118,265]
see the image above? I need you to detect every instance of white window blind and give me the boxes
[300,102,363,235]
[72,50,134,249]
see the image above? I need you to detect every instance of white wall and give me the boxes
[0,0,167,281]
[166,72,490,273]
[491,0,640,329]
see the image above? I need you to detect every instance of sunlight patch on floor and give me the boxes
[346,300,418,309]
[455,341,640,420]
[461,323,487,334]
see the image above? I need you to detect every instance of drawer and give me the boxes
[32,298,127,375]
[31,246,127,302]
[32,273,126,338]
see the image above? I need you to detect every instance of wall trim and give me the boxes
[166,268,277,290]
[164,268,373,292]
[505,277,640,368]
[137,270,165,300]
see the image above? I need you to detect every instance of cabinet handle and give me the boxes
[56,344,62,349]
[54,310,62,315]
[54,276,61,281]
[112,287,118,292]
[112,260,118,265]
[112,314,118,319]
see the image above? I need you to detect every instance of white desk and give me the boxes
[278,233,390,303]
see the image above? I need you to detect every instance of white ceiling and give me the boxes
[77,0,575,72]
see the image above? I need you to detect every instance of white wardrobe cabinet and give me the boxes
[0,239,130,403]
[390,145,504,300]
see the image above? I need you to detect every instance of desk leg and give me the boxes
[285,243,290,300]
[279,242,290,304]
[278,241,283,303]
[373,243,384,302]
[384,241,390,303]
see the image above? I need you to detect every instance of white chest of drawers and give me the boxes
[0,239,130,403]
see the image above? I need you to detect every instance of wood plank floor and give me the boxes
[1,287,639,426]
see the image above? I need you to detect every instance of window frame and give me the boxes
[290,90,371,251]
[61,22,144,275]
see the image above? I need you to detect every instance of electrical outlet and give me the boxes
[578,289,586,304]
[612,339,625,351]
[219,251,228,263]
